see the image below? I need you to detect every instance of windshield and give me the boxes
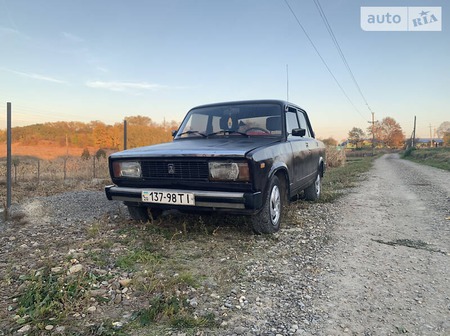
[175,103,283,139]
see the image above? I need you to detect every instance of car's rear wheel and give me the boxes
[252,176,283,234]
[304,172,321,201]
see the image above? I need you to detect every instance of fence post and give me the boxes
[6,102,12,216]
[124,119,127,150]
[63,158,67,180]
[37,159,40,182]
[13,159,18,184]
[93,156,96,179]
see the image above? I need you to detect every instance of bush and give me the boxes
[95,148,107,160]
[81,148,90,160]
[402,147,416,158]
[326,147,346,168]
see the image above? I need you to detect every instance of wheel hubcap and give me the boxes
[315,174,321,196]
[269,185,281,225]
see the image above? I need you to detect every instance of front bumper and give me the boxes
[105,185,262,211]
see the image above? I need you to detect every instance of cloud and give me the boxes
[61,31,84,43]
[2,68,67,84]
[0,26,19,35]
[0,26,28,39]
[86,80,167,92]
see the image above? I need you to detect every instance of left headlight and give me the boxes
[209,162,249,181]
[112,161,142,178]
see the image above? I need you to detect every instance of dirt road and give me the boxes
[311,154,450,335]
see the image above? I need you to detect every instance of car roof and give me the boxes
[189,99,304,112]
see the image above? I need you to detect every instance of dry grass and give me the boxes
[325,146,346,168]
[0,156,109,182]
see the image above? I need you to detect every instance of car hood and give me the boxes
[110,138,281,159]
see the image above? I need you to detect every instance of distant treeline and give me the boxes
[0,116,180,150]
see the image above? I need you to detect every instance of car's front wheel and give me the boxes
[252,176,283,234]
[127,205,162,221]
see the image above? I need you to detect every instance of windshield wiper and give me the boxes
[177,130,207,137]
[207,130,249,137]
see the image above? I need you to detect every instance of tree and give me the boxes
[348,127,365,148]
[322,137,338,147]
[91,121,108,148]
[81,148,91,160]
[436,121,450,138]
[127,115,154,126]
[444,132,450,146]
[367,117,404,148]
[381,117,405,148]
[95,148,107,160]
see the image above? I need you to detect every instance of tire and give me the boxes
[304,172,321,201]
[127,205,150,221]
[252,176,283,234]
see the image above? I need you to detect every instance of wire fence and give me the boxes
[0,156,109,183]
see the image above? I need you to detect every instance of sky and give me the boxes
[0,0,448,141]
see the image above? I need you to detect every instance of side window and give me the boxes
[297,111,311,137]
[285,111,299,136]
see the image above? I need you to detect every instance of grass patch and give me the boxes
[116,250,161,271]
[7,151,384,334]
[321,156,375,202]
[402,147,450,171]
[13,267,96,331]
[136,295,217,329]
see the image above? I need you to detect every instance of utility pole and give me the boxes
[429,124,433,148]
[286,64,289,101]
[368,112,375,156]
[412,116,416,148]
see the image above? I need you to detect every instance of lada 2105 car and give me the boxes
[105,100,326,234]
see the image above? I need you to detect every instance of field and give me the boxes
[0,143,110,206]
[0,143,101,161]
[402,147,450,171]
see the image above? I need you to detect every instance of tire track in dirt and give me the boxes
[312,154,450,335]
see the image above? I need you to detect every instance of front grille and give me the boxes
[141,160,209,180]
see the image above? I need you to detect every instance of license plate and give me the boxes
[142,190,195,206]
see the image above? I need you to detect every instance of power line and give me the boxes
[312,0,373,115]
[283,0,367,121]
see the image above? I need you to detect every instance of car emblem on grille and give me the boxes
[168,164,175,174]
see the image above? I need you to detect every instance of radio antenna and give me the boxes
[286,64,289,101]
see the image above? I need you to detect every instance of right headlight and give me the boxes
[112,161,142,178]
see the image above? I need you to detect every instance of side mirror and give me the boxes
[291,128,306,137]
[172,130,177,137]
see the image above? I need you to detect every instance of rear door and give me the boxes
[296,109,317,182]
